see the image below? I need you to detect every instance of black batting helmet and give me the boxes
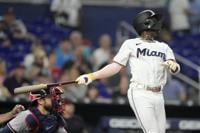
[133,10,163,35]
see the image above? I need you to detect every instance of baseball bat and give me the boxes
[14,81,77,94]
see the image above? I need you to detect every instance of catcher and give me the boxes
[0,87,67,133]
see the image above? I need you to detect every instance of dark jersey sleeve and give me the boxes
[0,124,16,133]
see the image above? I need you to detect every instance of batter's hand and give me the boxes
[162,60,179,73]
[76,73,96,85]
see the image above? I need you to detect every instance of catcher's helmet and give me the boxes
[29,89,48,101]
[29,87,64,102]
[133,10,163,35]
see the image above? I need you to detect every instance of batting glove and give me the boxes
[162,60,180,74]
[76,73,96,85]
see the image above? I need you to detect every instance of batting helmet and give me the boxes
[133,10,163,35]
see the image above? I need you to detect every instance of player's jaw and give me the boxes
[43,97,53,111]
[140,31,158,41]
[37,97,53,114]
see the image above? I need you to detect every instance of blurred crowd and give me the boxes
[0,7,131,105]
[169,0,200,35]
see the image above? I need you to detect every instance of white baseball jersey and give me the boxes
[113,38,175,88]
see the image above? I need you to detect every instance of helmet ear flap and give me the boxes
[144,19,150,26]
[144,19,154,29]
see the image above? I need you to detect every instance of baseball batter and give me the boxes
[76,10,180,133]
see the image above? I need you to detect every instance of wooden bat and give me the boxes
[14,81,77,94]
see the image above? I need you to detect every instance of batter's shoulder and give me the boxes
[123,38,141,46]
[157,41,171,48]
[125,38,140,42]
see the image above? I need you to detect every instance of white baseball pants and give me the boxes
[127,87,166,133]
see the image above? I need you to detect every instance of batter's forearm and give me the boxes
[76,62,123,85]
[93,62,122,80]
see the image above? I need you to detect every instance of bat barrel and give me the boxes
[14,81,77,94]
[14,84,47,94]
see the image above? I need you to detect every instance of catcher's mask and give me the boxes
[50,86,64,96]
[50,86,64,113]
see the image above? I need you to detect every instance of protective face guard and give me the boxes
[50,86,64,114]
